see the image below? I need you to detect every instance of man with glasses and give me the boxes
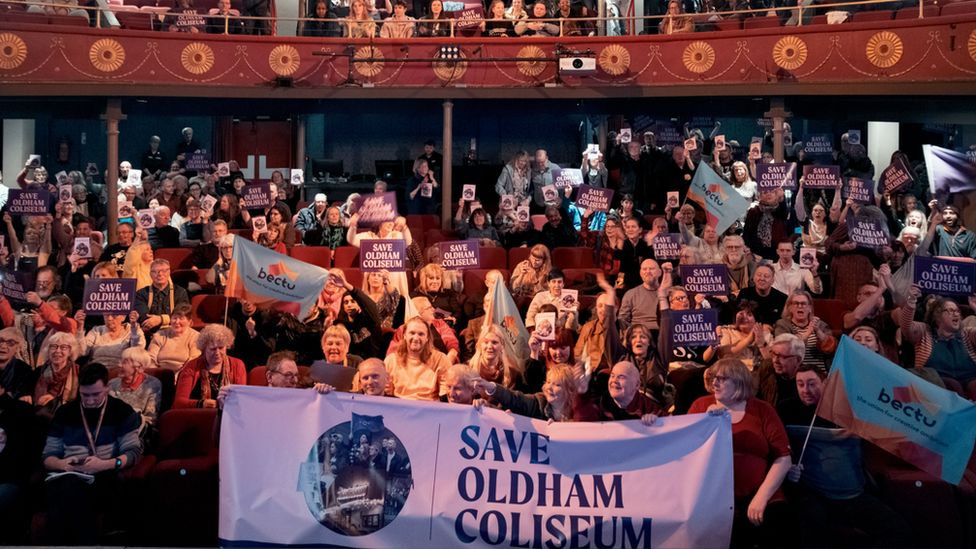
[99,222,136,278]
[135,259,190,338]
[41,362,141,544]
[755,333,804,407]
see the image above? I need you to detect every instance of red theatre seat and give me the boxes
[190,294,236,329]
[155,247,194,269]
[812,298,846,337]
[150,409,219,546]
[172,269,214,295]
[145,367,177,413]
[743,15,782,29]
[462,268,511,299]
[508,247,532,270]
[530,215,547,232]
[341,268,363,289]
[551,247,595,269]
[478,247,508,269]
[406,214,441,230]
[713,18,742,31]
[425,229,457,247]
[289,246,332,268]
[333,246,360,268]
[895,5,939,18]
[940,1,976,16]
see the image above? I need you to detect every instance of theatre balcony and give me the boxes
[2,0,976,98]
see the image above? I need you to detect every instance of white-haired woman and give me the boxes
[174,323,246,409]
[108,347,162,439]
[32,331,80,417]
[207,233,235,294]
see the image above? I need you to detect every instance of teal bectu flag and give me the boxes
[685,162,751,234]
[225,237,331,320]
[819,336,976,485]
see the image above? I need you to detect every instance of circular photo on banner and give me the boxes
[300,413,412,536]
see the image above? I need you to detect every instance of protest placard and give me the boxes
[290,169,304,187]
[756,162,797,191]
[667,191,679,210]
[118,201,135,219]
[843,177,875,204]
[499,194,515,211]
[670,309,719,347]
[137,209,155,229]
[801,165,841,189]
[516,206,530,223]
[73,237,91,259]
[848,215,889,249]
[242,183,272,209]
[7,189,50,214]
[185,152,211,171]
[879,158,914,194]
[251,216,268,235]
[847,129,861,145]
[653,233,682,260]
[217,162,231,178]
[462,184,476,201]
[576,185,613,213]
[542,185,558,203]
[799,247,817,269]
[82,278,136,315]
[437,240,480,270]
[684,138,697,152]
[354,192,398,226]
[680,264,730,295]
[804,134,834,158]
[913,256,976,296]
[620,128,632,143]
[55,171,68,185]
[454,5,484,28]
[553,168,583,188]
[534,312,556,340]
[360,239,406,272]
[58,185,73,202]
[559,289,578,311]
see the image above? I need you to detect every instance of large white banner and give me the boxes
[219,387,734,548]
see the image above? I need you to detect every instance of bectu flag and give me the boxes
[922,144,976,195]
[819,336,976,485]
[225,237,331,319]
[686,162,750,234]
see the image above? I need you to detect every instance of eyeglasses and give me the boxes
[712,375,729,384]
[0,338,19,347]
[49,344,73,352]
[272,371,299,380]
[771,351,799,360]
[671,294,689,302]
[151,269,170,275]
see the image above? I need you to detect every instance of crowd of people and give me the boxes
[0,119,970,547]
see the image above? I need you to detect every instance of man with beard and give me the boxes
[744,188,796,261]
[722,234,757,297]
[620,259,662,332]
[926,202,976,258]
[383,317,451,400]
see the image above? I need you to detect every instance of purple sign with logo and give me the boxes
[83,278,137,315]
[454,6,484,29]
[552,168,584,189]
[679,264,729,295]
[185,152,211,171]
[847,212,889,249]
[913,256,976,296]
[843,177,875,204]
[354,191,398,227]
[438,240,480,270]
[6,189,50,214]
[0,268,34,305]
[879,158,914,195]
[670,308,719,347]
[653,233,681,261]
[359,239,406,272]
[576,185,614,213]
[804,134,833,158]
[801,165,841,189]
[242,183,272,209]
[756,162,797,192]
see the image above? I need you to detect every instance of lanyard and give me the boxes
[79,399,107,457]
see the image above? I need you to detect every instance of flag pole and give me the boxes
[796,383,827,466]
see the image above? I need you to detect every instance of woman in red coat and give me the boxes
[174,323,246,408]
[689,358,793,548]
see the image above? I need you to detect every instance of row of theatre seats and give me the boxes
[27,367,976,545]
[4,0,976,30]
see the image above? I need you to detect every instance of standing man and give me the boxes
[418,139,442,180]
[140,135,167,180]
[530,149,559,210]
[42,362,142,544]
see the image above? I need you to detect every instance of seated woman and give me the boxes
[256,222,287,254]
[414,263,467,329]
[269,203,297,249]
[148,304,201,372]
[575,291,616,374]
[527,327,578,377]
[418,0,451,37]
[174,323,246,409]
[482,0,515,36]
[345,0,377,37]
[33,331,80,417]
[773,290,836,372]
[74,309,146,373]
[455,202,502,247]
[108,347,162,442]
[363,270,403,331]
[478,364,580,421]
[510,244,551,304]
[515,1,559,36]
[303,0,342,36]
[658,0,694,34]
[689,359,793,548]
[334,278,385,360]
[207,234,235,295]
[319,206,348,249]
[213,193,246,230]
[321,325,364,369]
[471,324,537,393]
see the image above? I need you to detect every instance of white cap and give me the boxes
[314,193,327,203]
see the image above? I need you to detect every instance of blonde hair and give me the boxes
[470,324,524,389]
[545,364,579,418]
[394,317,434,364]
[704,358,756,402]
[122,241,153,289]
[417,263,445,293]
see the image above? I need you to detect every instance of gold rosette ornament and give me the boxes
[181,42,214,75]
[0,33,28,70]
[353,46,384,77]
[865,31,903,68]
[516,45,547,77]
[268,44,300,76]
[682,41,715,74]
[968,29,976,63]
[771,36,807,71]
[433,52,468,82]
[89,38,126,73]
[598,44,631,76]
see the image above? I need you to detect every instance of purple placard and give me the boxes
[354,191,398,227]
[679,264,729,295]
[242,183,272,209]
[454,5,484,29]
[804,134,833,158]
[653,233,681,261]
[437,240,480,270]
[756,162,797,192]
[6,189,50,214]
[913,256,976,296]
[0,267,35,305]
[879,158,914,195]
[185,152,211,171]
[82,278,136,316]
[552,168,584,189]
[847,215,889,250]
[359,239,406,272]
[670,308,719,347]
[801,165,841,189]
[575,185,614,213]
[843,177,875,204]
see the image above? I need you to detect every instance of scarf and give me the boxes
[757,203,778,248]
